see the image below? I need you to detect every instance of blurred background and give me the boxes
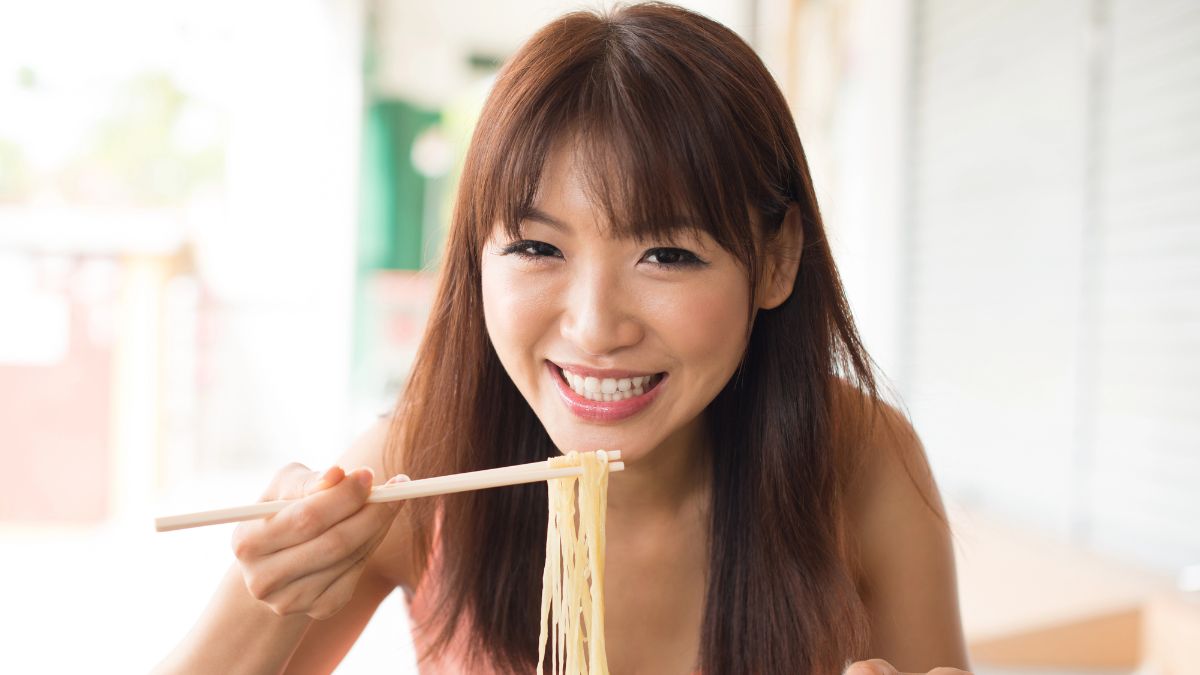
[0,0,1196,672]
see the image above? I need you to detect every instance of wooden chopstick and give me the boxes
[155,450,623,532]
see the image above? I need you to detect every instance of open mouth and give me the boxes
[551,363,666,403]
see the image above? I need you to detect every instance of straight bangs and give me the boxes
[467,7,796,290]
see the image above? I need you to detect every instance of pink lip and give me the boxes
[545,361,666,423]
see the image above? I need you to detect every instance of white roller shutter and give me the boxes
[907,0,1200,573]
[906,0,1092,536]
[1086,0,1200,571]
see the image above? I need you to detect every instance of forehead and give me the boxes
[528,142,597,223]
[515,137,704,243]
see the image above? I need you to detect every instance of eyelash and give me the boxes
[497,240,708,269]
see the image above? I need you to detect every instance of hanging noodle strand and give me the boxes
[536,450,611,675]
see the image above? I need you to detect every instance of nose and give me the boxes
[560,264,644,356]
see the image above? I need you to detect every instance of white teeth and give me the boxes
[559,366,660,402]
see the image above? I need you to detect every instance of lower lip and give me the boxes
[546,361,666,423]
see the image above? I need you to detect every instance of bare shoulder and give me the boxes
[834,381,945,531]
[335,414,418,591]
[832,379,971,670]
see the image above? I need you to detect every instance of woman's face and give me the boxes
[480,142,754,462]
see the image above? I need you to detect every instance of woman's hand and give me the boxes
[845,659,971,675]
[230,463,409,620]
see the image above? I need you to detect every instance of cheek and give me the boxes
[481,262,555,368]
[647,276,750,370]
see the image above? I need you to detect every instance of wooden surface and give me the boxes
[948,505,1181,669]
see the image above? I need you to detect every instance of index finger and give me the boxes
[260,467,381,554]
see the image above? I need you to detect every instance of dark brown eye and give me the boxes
[642,247,706,268]
[499,240,562,260]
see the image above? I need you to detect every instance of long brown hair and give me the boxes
[385,3,924,672]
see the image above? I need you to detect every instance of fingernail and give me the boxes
[385,473,410,485]
[316,465,341,490]
[355,467,375,489]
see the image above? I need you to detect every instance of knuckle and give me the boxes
[270,592,304,617]
[343,555,368,578]
[244,573,270,601]
[318,528,352,560]
[348,536,375,564]
[266,600,291,617]
[352,548,372,569]
[230,530,249,559]
[291,504,324,539]
[230,526,259,560]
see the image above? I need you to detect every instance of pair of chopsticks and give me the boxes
[154,450,624,532]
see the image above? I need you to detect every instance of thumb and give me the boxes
[305,465,345,496]
[845,660,901,675]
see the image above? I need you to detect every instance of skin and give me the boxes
[155,142,971,674]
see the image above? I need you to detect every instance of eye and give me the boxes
[641,247,707,269]
[498,239,563,261]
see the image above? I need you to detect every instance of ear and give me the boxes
[756,203,804,310]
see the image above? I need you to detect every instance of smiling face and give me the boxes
[480,141,758,462]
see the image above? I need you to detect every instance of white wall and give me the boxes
[903,0,1200,574]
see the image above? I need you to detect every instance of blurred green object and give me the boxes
[358,98,440,272]
[353,97,442,412]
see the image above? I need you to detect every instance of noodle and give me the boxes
[537,451,611,675]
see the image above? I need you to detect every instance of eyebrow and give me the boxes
[519,207,569,232]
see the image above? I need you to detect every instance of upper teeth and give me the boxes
[561,368,658,402]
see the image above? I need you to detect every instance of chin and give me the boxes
[544,425,653,463]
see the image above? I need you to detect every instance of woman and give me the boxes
[156,3,971,673]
